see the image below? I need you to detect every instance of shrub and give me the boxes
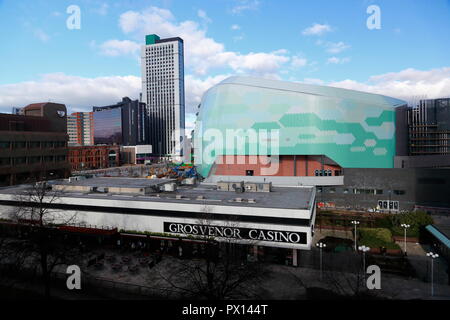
[359,228,400,250]
[389,211,433,238]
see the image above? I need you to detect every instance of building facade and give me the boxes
[93,97,149,146]
[395,98,450,168]
[141,34,185,158]
[194,76,407,178]
[68,145,120,171]
[0,102,70,186]
[67,112,94,146]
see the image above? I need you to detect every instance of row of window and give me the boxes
[0,141,67,149]
[317,187,406,195]
[0,155,67,166]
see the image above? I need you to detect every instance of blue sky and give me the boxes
[0,0,449,128]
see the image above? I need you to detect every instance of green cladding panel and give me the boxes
[194,76,407,178]
[145,34,160,45]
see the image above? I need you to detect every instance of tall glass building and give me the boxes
[194,76,407,178]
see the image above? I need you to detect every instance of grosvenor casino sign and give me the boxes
[164,222,307,244]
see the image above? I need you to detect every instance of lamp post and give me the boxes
[400,223,410,256]
[358,245,370,279]
[316,242,326,280]
[426,251,439,297]
[351,220,360,251]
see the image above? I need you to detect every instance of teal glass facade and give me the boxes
[194,76,407,177]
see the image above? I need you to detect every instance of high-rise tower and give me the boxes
[141,34,185,159]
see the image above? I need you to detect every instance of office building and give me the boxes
[395,98,450,168]
[141,34,185,159]
[67,112,94,146]
[93,97,149,146]
[0,102,70,186]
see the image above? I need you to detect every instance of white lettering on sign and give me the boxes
[164,222,306,244]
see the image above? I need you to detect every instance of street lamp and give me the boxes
[400,223,411,256]
[316,242,326,280]
[426,251,439,297]
[351,220,360,251]
[359,245,370,279]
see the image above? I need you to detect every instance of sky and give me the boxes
[0,0,449,132]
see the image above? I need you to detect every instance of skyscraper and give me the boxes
[141,34,185,159]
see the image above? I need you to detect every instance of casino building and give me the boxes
[0,177,316,265]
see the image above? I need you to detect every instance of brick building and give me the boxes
[0,102,71,186]
[68,145,120,171]
[67,112,94,146]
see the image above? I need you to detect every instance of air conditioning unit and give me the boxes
[163,183,177,192]
[229,181,244,192]
[256,182,272,192]
[217,181,229,191]
[244,182,257,192]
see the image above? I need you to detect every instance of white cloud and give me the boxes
[231,0,260,14]
[329,67,450,101]
[185,74,230,112]
[99,39,140,56]
[291,56,308,68]
[231,24,241,30]
[324,41,350,54]
[302,23,332,36]
[117,6,291,77]
[0,73,141,114]
[34,29,50,42]
[93,3,109,16]
[303,78,325,85]
[197,9,212,24]
[327,56,350,64]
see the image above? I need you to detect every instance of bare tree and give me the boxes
[6,180,82,299]
[155,205,268,300]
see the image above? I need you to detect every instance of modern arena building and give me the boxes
[194,76,450,212]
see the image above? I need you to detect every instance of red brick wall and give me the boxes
[214,155,341,176]
[68,146,120,171]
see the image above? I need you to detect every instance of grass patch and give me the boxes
[359,228,400,250]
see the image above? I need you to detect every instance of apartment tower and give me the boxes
[141,34,185,159]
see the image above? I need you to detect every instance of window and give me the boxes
[14,157,26,165]
[0,158,10,166]
[314,170,319,176]
[393,190,405,195]
[343,188,349,194]
[328,188,336,193]
[375,189,383,195]
[0,142,10,149]
[245,170,254,176]
[14,141,26,149]
[327,170,332,176]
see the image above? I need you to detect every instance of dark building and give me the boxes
[93,97,149,146]
[395,98,450,168]
[0,102,71,186]
[317,168,450,212]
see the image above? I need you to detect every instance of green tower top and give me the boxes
[145,34,160,45]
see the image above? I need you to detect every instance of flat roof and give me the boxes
[0,178,315,210]
[54,177,175,188]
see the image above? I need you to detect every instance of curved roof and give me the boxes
[214,76,406,108]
